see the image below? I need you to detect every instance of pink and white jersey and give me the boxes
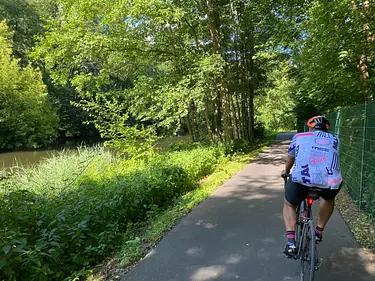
[288,131,342,189]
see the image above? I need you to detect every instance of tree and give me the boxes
[0,20,58,149]
[33,0,307,150]
[255,56,296,131]
[293,0,375,114]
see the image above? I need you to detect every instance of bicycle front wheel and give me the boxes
[300,220,317,281]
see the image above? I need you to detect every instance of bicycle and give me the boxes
[283,175,321,281]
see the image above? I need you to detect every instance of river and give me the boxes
[0,138,102,169]
[0,135,190,169]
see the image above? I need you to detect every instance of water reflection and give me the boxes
[0,138,102,169]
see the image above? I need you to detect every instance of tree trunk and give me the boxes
[230,92,238,139]
[204,96,213,140]
[241,94,249,141]
[191,100,200,141]
[206,0,233,141]
[351,0,372,100]
[245,20,255,141]
[213,94,221,140]
[186,114,195,142]
[235,93,243,139]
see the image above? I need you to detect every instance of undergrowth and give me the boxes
[0,136,275,281]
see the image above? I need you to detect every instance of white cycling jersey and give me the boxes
[288,130,342,190]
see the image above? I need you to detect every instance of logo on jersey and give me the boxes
[312,146,329,152]
[309,154,327,165]
[315,138,331,146]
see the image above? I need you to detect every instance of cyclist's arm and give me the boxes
[285,156,295,174]
[283,134,297,176]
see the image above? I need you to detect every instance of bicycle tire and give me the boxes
[300,220,317,281]
[295,201,305,253]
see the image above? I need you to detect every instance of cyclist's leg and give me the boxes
[284,178,309,228]
[283,178,309,257]
[315,183,342,242]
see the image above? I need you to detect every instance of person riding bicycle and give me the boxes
[281,116,343,258]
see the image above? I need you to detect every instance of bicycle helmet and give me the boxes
[306,115,331,131]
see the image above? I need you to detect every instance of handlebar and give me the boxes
[282,173,290,185]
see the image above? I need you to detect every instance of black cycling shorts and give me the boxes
[285,177,342,206]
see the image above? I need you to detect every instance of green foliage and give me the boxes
[255,59,297,131]
[0,0,97,142]
[293,1,375,113]
[253,121,266,139]
[0,144,223,280]
[31,0,306,146]
[0,0,43,62]
[165,147,222,181]
[93,137,276,280]
[0,20,58,149]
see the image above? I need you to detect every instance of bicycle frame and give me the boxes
[284,175,319,281]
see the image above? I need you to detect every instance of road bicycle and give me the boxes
[284,175,321,281]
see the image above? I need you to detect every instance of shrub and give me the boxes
[0,20,58,149]
[0,146,222,280]
[254,121,266,140]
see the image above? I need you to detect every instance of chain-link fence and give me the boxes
[297,119,307,133]
[299,102,375,219]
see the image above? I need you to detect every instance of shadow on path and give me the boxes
[121,137,375,281]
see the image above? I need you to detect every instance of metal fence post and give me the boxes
[359,102,367,209]
[336,110,341,135]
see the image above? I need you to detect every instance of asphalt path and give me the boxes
[121,134,375,281]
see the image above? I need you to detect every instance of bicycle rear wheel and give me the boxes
[295,201,305,251]
[300,220,317,281]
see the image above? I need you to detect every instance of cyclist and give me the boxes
[281,116,343,258]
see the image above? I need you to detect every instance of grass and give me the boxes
[87,138,275,281]
[0,133,276,281]
[0,145,223,281]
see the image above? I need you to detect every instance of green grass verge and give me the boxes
[88,138,275,281]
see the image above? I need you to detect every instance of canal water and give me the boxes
[0,138,102,169]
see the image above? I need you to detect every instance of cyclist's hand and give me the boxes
[281,170,288,179]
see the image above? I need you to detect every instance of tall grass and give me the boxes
[0,144,224,281]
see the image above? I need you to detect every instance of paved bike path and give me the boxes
[121,136,375,281]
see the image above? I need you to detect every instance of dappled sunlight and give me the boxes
[186,247,205,258]
[211,183,284,200]
[281,277,299,281]
[191,265,226,281]
[195,220,217,229]
[242,193,278,201]
[224,254,243,265]
[257,248,271,260]
[335,248,375,275]
[121,142,375,281]
[262,237,276,244]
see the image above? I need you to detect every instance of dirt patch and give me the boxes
[336,189,375,267]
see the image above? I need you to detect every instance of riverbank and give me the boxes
[0,136,102,169]
[0,135,190,169]
[0,135,275,281]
